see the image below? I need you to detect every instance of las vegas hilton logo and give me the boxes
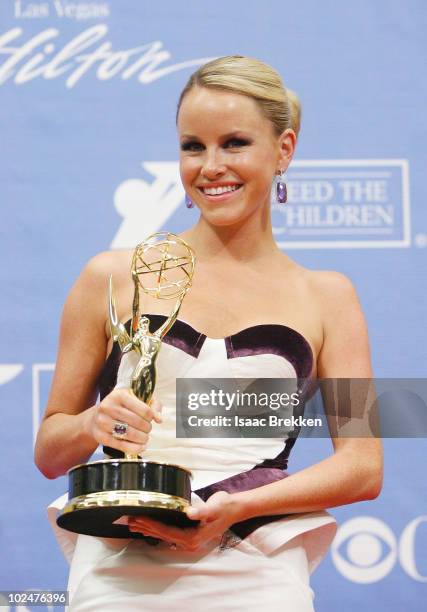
[13,0,110,19]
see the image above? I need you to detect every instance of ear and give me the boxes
[276,128,296,173]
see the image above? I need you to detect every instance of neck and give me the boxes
[182,204,280,264]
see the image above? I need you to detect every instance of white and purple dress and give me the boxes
[48,316,337,611]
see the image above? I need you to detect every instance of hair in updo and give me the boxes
[177,55,295,137]
[286,88,301,138]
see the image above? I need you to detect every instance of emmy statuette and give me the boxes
[57,233,196,538]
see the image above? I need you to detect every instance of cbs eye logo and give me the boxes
[331,516,427,583]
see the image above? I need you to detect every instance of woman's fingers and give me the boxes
[128,517,198,549]
[100,405,153,435]
[91,389,163,451]
[127,514,223,552]
[108,419,149,446]
[110,389,162,422]
[100,389,162,426]
[97,433,148,455]
[150,396,163,424]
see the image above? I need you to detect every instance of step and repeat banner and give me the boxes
[1,1,426,610]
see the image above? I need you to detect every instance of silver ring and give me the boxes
[112,421,129,439]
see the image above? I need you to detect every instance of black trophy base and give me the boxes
[57,459,197,538]
[57,490,197,538]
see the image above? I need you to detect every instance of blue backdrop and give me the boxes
[1,1,426,610]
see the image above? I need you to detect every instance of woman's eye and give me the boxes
[180,138,250,152]
[223,138,250,148]
[181,141,204,152]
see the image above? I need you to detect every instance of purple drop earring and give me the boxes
[185,193,194,209]
[276,171,287,204]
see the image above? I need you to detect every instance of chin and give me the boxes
[196,197,260,226]
[200,208,253,228]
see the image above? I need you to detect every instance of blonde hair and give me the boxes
[177,55,294,136]
[286,88,301,138]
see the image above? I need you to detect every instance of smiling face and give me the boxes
[177,87,294,228]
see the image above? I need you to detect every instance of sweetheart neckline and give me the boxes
[125,314,315,364]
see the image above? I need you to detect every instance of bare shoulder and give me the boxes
[305,270,372,377]
[307,269,357,298]
[79,249,133,288]
[63,249,134,334]
[306,269,365,334]
[280,258,358,307]
[311,269,360,312]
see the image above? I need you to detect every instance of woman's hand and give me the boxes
[128,491,242,551]
[84,389,162,455]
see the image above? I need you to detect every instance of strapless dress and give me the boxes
[48,316,337,612]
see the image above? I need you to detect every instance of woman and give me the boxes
[35,55,383,611]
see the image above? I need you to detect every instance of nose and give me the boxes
[201,147,227,180]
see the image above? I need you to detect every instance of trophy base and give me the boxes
[57,458,196,538]
[57,489,196,538]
